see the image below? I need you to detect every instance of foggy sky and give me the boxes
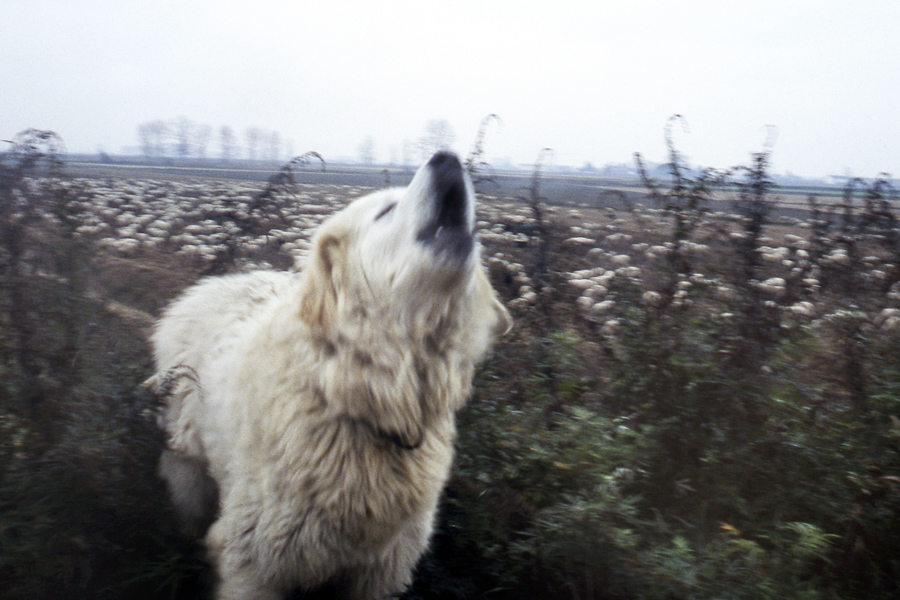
[4,0,899,178]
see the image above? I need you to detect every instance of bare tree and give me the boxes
[220,126,237,161]
[402,140,416,169]
[358,135,375,165]
[173,117,196,159]
[137,123,153,158]
[245,127,262,161]
[418,119,455,161]
[137,120,169,158]
[194,123,212,158]
[265,131,281,162]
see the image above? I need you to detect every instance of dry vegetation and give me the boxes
[2,128,899,599]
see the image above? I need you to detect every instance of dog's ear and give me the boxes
[453,268,512,369]
[490,293,513,337]
[475,268,513,338]
[298,232,341,334]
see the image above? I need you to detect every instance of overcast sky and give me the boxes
[4,0,899,177]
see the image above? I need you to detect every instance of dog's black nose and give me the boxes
[416,151,473,259]
[428,152,466,230]
[427,151,462,173]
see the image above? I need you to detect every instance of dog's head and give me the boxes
[298,151,511,345]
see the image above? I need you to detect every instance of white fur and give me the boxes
[149,154,511,600]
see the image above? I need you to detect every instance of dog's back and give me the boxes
[151,271,291,385]
[150,271,292,528]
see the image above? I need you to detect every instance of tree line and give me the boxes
[136,117,292,162]
[137,117,466,166]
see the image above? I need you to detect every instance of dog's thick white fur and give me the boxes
[148,152,511,600]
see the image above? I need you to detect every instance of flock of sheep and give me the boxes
[37,175,900,332]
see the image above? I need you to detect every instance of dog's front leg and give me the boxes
[206,510,282,600]
[347,509,434,600]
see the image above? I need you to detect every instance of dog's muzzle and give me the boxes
[416,152,474,260]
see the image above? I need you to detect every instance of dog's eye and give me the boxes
[374,203,396,221]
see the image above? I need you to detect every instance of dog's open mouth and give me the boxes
[416,152,474,259]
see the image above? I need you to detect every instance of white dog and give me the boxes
[148,152,511,600]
